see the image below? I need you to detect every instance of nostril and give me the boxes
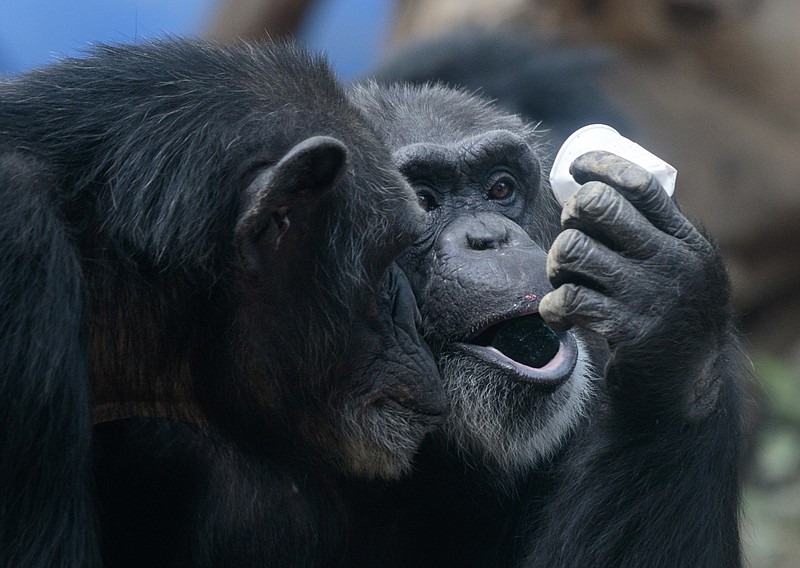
[466,231,509,251]
[467,236,493,251]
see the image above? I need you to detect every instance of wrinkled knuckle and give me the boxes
[616,160,654,191]
[556,229,589,264]
[560,196,580,224]
[558,283,583,314]
[549,230,571,261]
[545,248,561,280]
[579,182,615,211]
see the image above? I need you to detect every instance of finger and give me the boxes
[560,182,663,259]
[547,228,638,292]
[570,150,697,242]
[539,284,630,343]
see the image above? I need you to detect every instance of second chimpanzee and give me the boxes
[349,82,745,567]
[0,42,446,568]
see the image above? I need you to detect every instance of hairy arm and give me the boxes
[534,151,745,567]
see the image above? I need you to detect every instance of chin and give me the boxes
[435,334,598,479]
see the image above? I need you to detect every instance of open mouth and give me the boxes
[453,313,578,389]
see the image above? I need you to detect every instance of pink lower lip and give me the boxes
[453,330,578,388]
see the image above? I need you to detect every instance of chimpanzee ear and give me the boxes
[235,135,349,247]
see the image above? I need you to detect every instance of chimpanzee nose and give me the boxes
[465,221,509,251]
[439,212,526,255]
[428,211,555,337]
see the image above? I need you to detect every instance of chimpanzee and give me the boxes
[0,41,447,568]
[348,82,745,567]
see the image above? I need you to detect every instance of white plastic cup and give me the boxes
[549,124,677,206]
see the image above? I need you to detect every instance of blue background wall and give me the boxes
[0,0,393,78]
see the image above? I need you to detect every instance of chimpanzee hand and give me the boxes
[539,151,731,418]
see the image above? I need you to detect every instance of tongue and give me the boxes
[489,315,560,368]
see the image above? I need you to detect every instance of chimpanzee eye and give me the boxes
[417,191,438,212]
[487,175,516,200]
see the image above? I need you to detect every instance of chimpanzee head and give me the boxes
[1,41,446,480]
[350,82,599,474]
[225,125,449,479]
[159,45,451,479]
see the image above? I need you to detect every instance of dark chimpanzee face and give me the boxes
[227,131,447,478]
[350,83,597,473]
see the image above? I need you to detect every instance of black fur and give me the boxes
[1,41,446,567]
[349,82,746,568]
